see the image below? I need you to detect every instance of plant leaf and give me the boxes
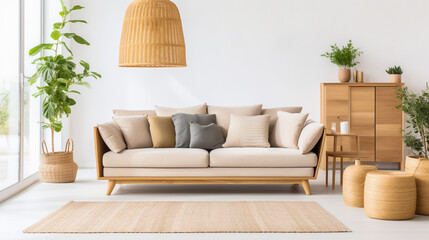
[51,30,61,40]
[69,20,87,24]
[70,5,84,11]
[29,43,54,56]
[80,60,90,70]
[62,33,90,45]
[76,82,91,88]
[59,41,73,56]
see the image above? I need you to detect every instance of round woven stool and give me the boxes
[343,160,377,208]
[364,171,416,220]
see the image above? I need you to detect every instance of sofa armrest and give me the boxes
[310,128,326,178]
[94,126,110,179]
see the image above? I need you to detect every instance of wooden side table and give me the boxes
[325,133,360,189]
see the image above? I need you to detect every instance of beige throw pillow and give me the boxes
[113,115,152,149]
[261,106,303,133]
[155,103,207,116]
[207,104,263,138]
[223,115,271,148]
[270,111,309,148]
[298,120,324,153]
[97,121,126,153]
[112,109,156,116]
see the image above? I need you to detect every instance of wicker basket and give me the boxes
[405,156,429,215]
[39,139,78,183]
[364,171,416,220]
[343,160,377,208]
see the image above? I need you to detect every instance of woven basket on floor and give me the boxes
[405,156,429,215]
[39,139,78,183]
[364,171,416,220]
[343,160,377,208]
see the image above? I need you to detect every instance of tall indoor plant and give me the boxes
[29,0,100,182]
[321,40,362,83]
[396,84,429,215]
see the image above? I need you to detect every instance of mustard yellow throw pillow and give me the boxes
[147,116,176,148]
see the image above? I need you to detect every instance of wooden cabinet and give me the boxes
[321,83,404,170]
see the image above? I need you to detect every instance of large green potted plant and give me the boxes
[321,40,363,83]
[29,0,100,183]
[396,84,429,215]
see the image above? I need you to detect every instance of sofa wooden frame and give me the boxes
[94,126,326,196]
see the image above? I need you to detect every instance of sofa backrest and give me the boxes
[112,106,303,143]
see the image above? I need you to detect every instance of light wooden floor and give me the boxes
[0,168,428,240]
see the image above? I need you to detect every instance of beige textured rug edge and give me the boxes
[24,201,351,234]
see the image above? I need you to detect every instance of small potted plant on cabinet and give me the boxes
[28,0,101,183]
[396,84,429,215]
[386,65,403,83]
[321,40,363,83]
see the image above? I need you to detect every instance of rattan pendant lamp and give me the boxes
[119,0,186,67]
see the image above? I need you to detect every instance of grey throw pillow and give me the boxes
[189,122,225,150]
[172,113,216,148]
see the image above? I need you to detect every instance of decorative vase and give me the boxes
[405,156,429,215]
[338,69,351,83]
[390,74,402,83]
[39,138,78,183]
[343,160,377,208]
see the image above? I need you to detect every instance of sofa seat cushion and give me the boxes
[103,148,209,168]
[103,167,315,177]
[209,148,317,168]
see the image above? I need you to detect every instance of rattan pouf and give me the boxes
[364,171,416,220]
[343,160,377,208]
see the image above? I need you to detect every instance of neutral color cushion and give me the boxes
[298,120,324,154]
[223,115,271,148]
[261,107,303,133]
[189,123,224,150]
[270,111,309,148]
[104,167,315,177]
[113,115,152,149]
[210,148,318,168]
[147,116,176,148]
[97,121,126,153]
[112,109,156,116]
[207,104,263,137]
[155,103,207,116]
[103,148,209,168]
[172,113,216,148]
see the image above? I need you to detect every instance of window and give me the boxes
[0,0,42,197]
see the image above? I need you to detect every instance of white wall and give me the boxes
[68,0,429,167]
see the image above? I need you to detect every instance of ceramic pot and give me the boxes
[343,160,377,208]
[405,156,429,215]
[338,69,351,83]
[390,74,402,83]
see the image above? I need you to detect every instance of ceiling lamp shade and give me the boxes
[119,0,186,67]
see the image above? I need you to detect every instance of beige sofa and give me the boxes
[94,107,326,196]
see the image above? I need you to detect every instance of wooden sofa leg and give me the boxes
[106,180,116,195]
[301,180,311,195]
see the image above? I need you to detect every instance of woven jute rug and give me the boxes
[24,201,350,233]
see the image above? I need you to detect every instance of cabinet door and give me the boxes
[376,87,403,164]
[350,87,375,161]
[321,84,350,169]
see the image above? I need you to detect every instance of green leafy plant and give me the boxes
[29,0,100,153]
[396,84,429,158]
[386,65,403,75]
[321,40,363,69]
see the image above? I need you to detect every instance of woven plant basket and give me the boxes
[40,139,78,183]
[364,171,416,220]
[343,160,377,208]
[405,156,429,215]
